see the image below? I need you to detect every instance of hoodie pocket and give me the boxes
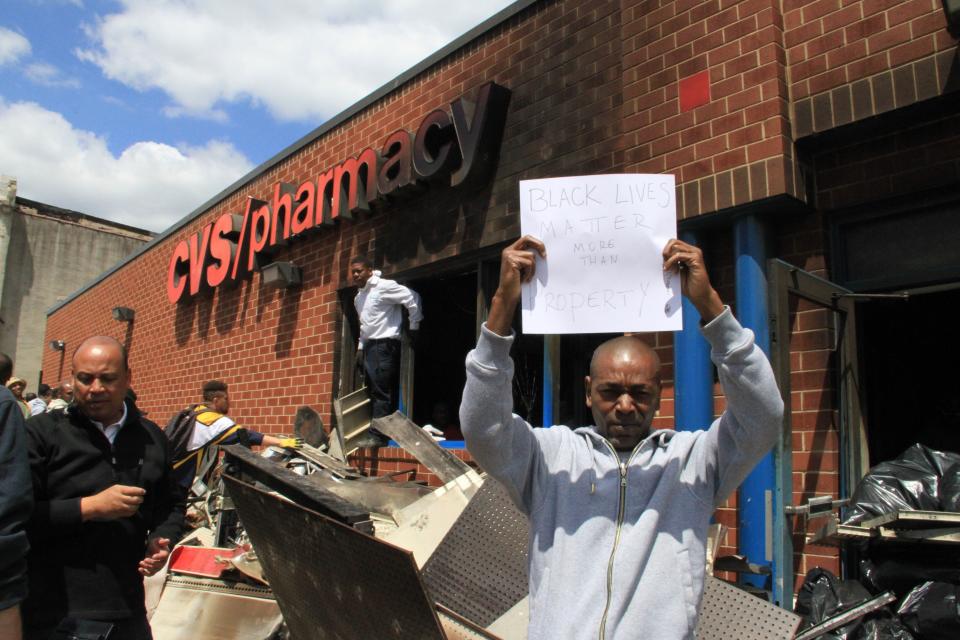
[676,547,699,633]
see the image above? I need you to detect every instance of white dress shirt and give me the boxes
[28,397,47,416]
[91,402,128,445]
[354,271,423,348]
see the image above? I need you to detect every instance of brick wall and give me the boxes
[789,0,956,136]
[43,0,625,436]
[42,0,955,597]
[814,108,960,210]
[621,0,803,217]
[621,0,957,217]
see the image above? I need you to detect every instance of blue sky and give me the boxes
[0,0,515,231]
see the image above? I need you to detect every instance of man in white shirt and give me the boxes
[27,384,51,416]
[350,256,423,433]
[46,381,73,414]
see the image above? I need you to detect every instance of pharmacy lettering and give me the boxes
[166,82,510,303]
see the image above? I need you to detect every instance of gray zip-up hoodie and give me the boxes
[460,307,783,640]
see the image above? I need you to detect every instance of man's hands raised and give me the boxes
[662,238,724,323]
[484,235,722,335]
[487,236,546,336]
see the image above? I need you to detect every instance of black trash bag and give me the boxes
[858,612,915,640]
[844,444,960,525]
[859,542,960,597]
[897,581,960,640]
[796,568,874,639]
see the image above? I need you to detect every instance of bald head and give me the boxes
[589,336,661,379]
[73,336,128,371]
[586,336,662,451]
[72,336,131,424]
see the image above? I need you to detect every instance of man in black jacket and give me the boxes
[23,337,185,640]
[0,353,32,640]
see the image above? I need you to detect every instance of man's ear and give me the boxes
[584,376,593,408]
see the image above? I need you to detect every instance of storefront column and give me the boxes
[542,335,560,426]
[734,214,776,593]
[674,229,713,433]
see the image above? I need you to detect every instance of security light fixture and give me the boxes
[944,0,960,36]
[112,306,135,322]
[261,262,302,289]
[50,340,65,351]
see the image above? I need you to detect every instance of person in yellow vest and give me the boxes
[169,380,300,495]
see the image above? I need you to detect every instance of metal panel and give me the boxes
[794,592,896,640]
[294,444,365,479]
[151,575,280,640]
[768,258,865,607]
[222,445,372,532]
[303,466,432,517]
[438,605,504,640]
[330,386,373,460]
[379,475,476,567]
[421,477,529,629]
[373,412,474,484]
[694,576,801,640]
[224,474,445,640]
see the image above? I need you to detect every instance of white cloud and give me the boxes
[0,98,253,232]
[76,0,514,123]
[24,62,81,88]
[0,27,31,66]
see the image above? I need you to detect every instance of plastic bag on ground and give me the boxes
[859,542,960,597]
[858,612,915,640]
[796,568,873,639]
[843,444,960,525]
[896,581,960,640]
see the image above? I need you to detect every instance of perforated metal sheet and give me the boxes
[694,576,801,640]
[421,478,529,628]
[437,606,503,640]
[224,475,444,640]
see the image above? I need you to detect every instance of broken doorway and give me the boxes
[860,287,960,464]
[408,270,478,440]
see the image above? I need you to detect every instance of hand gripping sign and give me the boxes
[519,174,681,334]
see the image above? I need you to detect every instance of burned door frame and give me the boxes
[767,259,866,606]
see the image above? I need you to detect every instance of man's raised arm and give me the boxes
[460,236,546,511]
[663,239,784,504]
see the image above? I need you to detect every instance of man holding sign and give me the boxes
[460,236,783,640]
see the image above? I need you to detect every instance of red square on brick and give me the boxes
[679,70,711,112]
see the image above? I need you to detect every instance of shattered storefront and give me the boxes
[43,0,960,633]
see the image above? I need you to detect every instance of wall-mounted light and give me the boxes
[260,261,302,289]
[50,340,65,351]
[112,306,135,322]
[944,0,960,36]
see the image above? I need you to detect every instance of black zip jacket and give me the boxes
[0,387,32,612]
[22,400,185,624]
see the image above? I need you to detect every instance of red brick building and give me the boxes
[44,0,960,607]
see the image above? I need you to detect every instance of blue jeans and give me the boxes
[364,339,400,419]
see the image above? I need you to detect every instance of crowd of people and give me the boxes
[0,345,301,640]
[0,242,782,640]
[4,378,74,420]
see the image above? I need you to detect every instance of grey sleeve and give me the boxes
[460,324,544,512]
[683,307,785,505]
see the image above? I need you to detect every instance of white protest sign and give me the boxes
[519,174,681,334]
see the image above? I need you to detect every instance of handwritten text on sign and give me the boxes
[519,174,681,334]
